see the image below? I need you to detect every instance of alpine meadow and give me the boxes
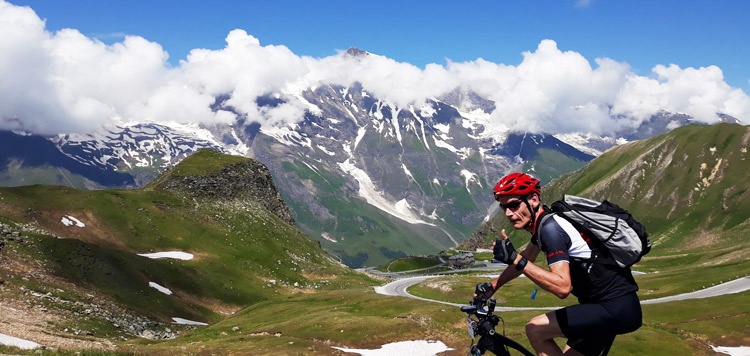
[1,124,749,355]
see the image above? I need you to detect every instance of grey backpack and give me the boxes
[543,195,651,268]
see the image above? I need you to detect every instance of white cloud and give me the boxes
[0,1,748,137]
[612,64,750,125]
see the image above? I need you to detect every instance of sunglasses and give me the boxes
[499,200,523,211]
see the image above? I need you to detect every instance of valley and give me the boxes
[1,124,750,355]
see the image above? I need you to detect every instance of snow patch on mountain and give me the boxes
[432,137,458,153]
[353,127,367,150]
[317,145,335,156]
[172,318,208,326]
[553,133,628,157]
[413,114,431,150]
[460,170,482,194]
[402,164,415,181]
[301,161,322,176]
[0,333,41,350]
[338,158,433,226]
[390,107,403,144]
[432,135,473,160]
[53,121,244,171]
[290,92,323,117]
[457,108,509,142]
[434,123,449,134]
[262,124,312,148]
[229,127,250,155]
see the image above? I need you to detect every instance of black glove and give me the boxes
[473,282,493,304]
[493,238,518,265]
[474,282,493,297]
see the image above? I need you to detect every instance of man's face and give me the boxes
[498,195,537,230]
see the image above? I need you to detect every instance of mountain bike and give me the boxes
[461,283,534,356]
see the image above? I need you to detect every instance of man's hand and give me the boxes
[492,229,518,265]
[472,282,494,303]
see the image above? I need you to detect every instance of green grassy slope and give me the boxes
[0,150,372,330]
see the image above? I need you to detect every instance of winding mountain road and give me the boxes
[640,276,750,304]
[374,274,556,311]
[374,269,750,309]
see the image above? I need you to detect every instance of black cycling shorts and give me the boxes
[555,292,642,355]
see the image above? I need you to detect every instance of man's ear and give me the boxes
[530,193,541,209]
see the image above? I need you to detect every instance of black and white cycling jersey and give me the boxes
[533,210,638,303]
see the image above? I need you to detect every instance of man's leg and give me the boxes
[562,344,587,356]
[525,311,566,356]
[564,334,615,356]
[554,299,628,355]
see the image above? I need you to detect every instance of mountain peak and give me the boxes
[345,47,369,58]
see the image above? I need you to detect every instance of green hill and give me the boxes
[0,149,376,351]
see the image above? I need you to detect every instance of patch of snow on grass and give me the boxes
[61,215,85,227]
[149,282,173,295]
[711,345,750,356]
[138,251,194,260]
[171,318,208,326]
[332,340,452,356]
[0,332,41,350]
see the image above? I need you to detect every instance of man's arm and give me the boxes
[515,219,575,299]
[514,257,572,299]
[491,242,573,299]
[490,243,541,294]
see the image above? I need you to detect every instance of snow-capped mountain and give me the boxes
[2,76,733,266]
[1,82,579,266]
[51,122,248,186]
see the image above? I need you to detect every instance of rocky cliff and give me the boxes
[148,149,295,226]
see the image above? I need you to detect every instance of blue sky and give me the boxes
[13,0,749,90]
[1,0,749,135]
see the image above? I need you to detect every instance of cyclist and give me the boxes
[480,172,642,355]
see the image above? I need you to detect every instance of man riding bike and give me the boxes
[479,172,642,355]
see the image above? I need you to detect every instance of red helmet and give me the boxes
[493,172,541,200]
